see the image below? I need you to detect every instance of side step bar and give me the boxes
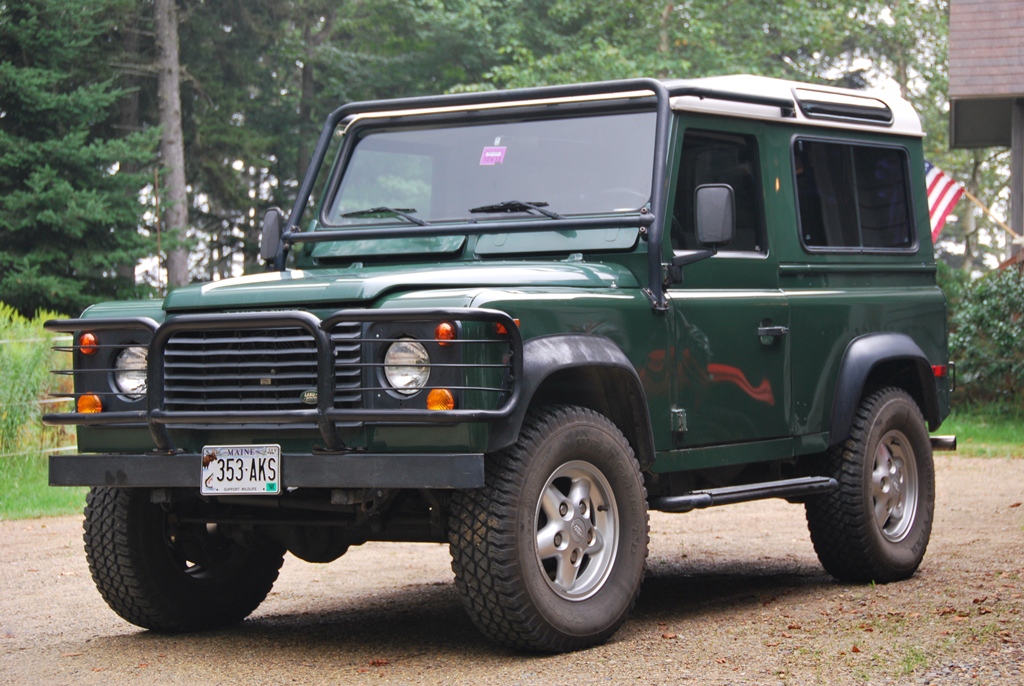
[649,476,838,513]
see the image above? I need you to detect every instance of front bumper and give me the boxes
[50,451,485,489]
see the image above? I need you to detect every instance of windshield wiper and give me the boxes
[468,200,565,220]
[339,206,430,226]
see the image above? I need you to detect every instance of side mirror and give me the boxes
[259,207,284,263]
[694,184,735,248]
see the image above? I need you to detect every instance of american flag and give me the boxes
[925,161,964,241]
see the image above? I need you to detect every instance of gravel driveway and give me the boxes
[2,454,1022,685]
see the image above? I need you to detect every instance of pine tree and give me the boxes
[0,0,157,317]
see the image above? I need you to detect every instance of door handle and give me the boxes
[758,325,789,345]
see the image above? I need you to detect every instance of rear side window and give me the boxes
[794,139,914,251]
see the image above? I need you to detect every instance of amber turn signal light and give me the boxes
[426,388,455,411]
[435,322,456,346]
[77,394,103,414]
[495,319,520,335]
[79,332,99,355]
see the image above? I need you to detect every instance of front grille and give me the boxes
[162,324,361,412]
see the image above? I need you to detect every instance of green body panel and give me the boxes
[81,298,167,322]
[466,288,675,450]
[654,437,796,473]
[781,276,945,436]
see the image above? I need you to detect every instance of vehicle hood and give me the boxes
[161,262,638,311]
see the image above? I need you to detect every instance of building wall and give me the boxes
[949,0,1024,100]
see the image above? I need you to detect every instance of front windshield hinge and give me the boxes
[642,287,669,312]
[563,253,584,263]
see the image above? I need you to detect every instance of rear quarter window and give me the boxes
[794,139,915,252]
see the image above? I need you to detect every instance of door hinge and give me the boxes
[671,408,688,434]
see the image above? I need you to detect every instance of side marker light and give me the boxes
[79,333,99,355]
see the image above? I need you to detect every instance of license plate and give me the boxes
[200,444,281,495]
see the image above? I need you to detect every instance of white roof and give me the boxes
[664,74,923,137]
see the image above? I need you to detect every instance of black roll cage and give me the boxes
[275,79,795,310]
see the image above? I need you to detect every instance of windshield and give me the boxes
[323,111,657,226]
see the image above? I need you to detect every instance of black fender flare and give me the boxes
[829,332,940,447]
[487,334,656,467]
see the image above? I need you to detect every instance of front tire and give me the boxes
[83,487,285,632]
[448,406,649,652]
[805,387,935,583]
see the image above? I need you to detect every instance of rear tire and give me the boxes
[83,487,285,631]
[805,388,934,583]
[448,405,649,653]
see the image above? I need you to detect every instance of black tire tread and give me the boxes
[805,387,933,583]
[83,487,284,632]
[448,405,648,652]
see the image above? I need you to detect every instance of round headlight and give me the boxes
[383,339,429,395]
[114,346,148,399]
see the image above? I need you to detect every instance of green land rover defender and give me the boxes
[45,75,955,653]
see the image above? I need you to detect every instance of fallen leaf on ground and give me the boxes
[1009,502,1021,508]
[787,624,801,630]
[368,659,389,667]
[60,652,82,658]
[662,633,677,639]
[851,645,861,653]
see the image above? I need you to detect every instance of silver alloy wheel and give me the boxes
[871,429,919,543]
[534,460,619,601]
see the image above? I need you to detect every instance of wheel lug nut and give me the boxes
[554,533,562,547]
[570,550,578,564]
[559,502,568,517]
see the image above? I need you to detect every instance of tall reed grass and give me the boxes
[0,304,83,518]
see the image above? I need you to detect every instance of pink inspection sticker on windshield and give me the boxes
[480,146,507,165]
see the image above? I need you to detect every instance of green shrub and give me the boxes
[949,269,1024,403]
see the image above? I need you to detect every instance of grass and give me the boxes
[0,454,87,519]
[937,402,1024,458]
[900,645,928,675]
